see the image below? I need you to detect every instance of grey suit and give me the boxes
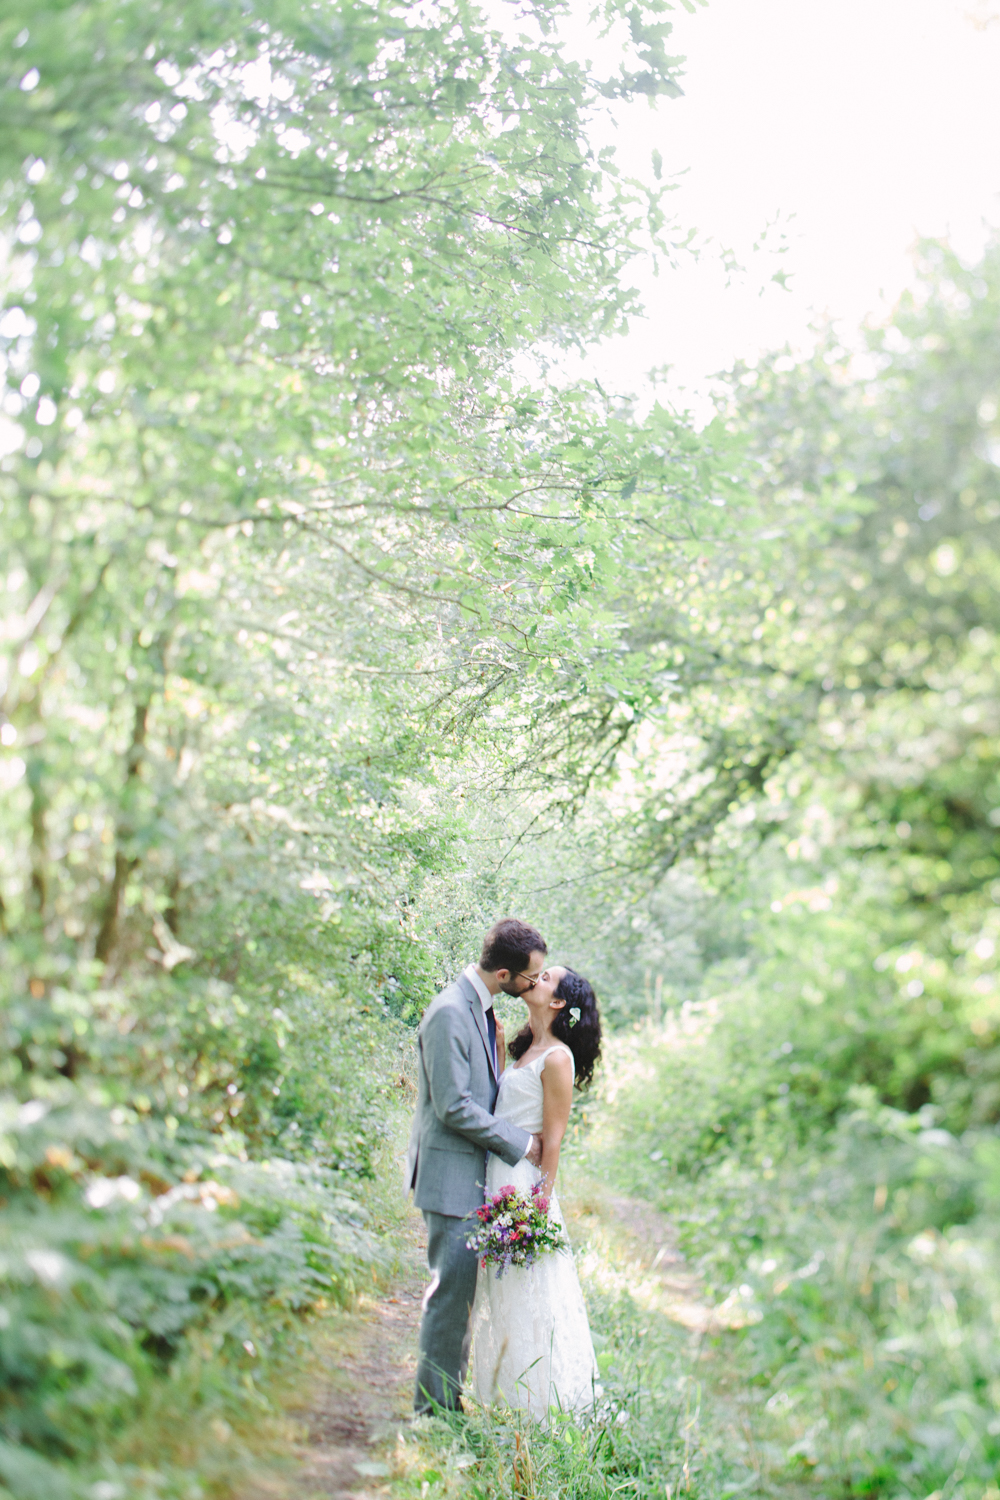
[406,972,531,1412]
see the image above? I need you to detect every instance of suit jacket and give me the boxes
[406,972,532,1217]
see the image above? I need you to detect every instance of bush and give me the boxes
[601,1012,1000,1499]
[0,1083,387,1497]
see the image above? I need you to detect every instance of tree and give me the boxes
[0,2,732,1482]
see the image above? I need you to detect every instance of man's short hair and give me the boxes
[480,918,547,974]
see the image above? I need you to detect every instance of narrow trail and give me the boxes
[275,1218,427,1500]
[566,1186,738,1337]
[575,1192,725,1333]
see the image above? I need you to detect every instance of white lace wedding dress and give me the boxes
[470,1043,600,1417]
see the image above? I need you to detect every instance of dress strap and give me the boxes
[535,1043,574,1067]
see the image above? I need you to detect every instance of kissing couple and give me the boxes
[405,917,603,1417]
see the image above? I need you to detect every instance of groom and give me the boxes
[406,917,547,1414]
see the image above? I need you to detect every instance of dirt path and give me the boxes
[281,1220,427,1500]
[568,1188,738,1334]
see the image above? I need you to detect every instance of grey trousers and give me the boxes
[414,1210,479,1413]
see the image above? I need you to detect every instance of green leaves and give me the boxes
[0,2,742,1483]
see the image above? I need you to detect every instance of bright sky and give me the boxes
[560,0,1000,415]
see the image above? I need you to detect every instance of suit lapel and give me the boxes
[458,973,496,1081]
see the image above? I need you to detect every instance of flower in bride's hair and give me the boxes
[568,1005,581,1027]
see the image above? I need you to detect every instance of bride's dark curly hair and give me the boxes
[508,969,602,1089]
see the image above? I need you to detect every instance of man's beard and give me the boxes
[498,981,527,997]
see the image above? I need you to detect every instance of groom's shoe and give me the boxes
[413,1387,467,1422]
[413,1405,466,1425]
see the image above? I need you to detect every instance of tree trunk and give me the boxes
[163,872,181,936]
[27,754,48,916]
[94,701,148,964]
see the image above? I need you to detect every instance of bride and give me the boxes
[470,965,602,1416]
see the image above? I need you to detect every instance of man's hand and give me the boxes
[525,1133,543,1167]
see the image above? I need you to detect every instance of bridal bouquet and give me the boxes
[466,1182,567,1278]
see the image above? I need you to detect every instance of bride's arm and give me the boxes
[538,1050,574,1195]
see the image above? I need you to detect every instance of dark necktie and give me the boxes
[486,1005,497,1070]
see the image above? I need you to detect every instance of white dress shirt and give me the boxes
[464,963,496,1069]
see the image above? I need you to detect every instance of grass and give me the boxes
[570,1024,1000,1500]
[381,1302,728,1500]
[368,1159,747,1500]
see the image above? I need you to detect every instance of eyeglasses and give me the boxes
[512,971,539,991]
